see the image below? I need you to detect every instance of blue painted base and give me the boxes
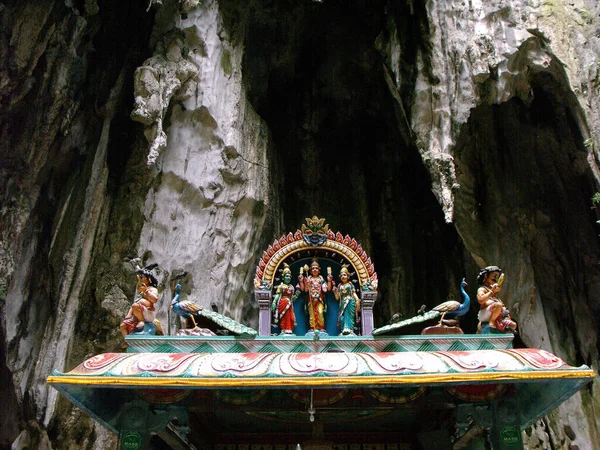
[278,332,296,337]
[480,323,513,335]
[130,322,158,336]
[304,330,330,338]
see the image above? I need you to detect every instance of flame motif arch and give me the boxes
[254,218,378,290]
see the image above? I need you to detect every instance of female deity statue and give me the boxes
[298,258,332,332]
[477,266,517,333]
[272,264,300,335]
[333,265,361,335]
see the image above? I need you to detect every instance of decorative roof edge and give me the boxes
[47,348,593,386]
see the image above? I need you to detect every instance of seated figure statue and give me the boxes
[477,266,517,333]
[120,269,160,339]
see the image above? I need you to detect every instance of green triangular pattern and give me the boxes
[220,372,239,378]
[154,343,179,353]
[257,342,281,353]
[140,371,158,377]
[322,342,342,353]
[382,342,408,353]
[417,341,439,352]
[447,341,469,352]
[291,343,312,353]
[226,343,249,353]
[126,347,143,353]
[192,343,216,353]
[352,342,375,353]
[477,340,496,350]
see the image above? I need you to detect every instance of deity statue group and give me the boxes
[272,258,361,336]
[118,257,516,342]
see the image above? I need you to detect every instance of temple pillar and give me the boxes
[360,291,377,335]
[455,399,524,450]
[118,401,190,450]
[491,398,524,450]
[255,289,272,336]
[119,403,152,450]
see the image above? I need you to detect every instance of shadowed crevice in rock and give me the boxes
[0,317,22,447]
[453,66,600,447]
[1,0,155,447]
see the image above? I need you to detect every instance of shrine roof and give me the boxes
[47,348,593,389]
[47,344,594,434]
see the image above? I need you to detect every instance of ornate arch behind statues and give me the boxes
[254,217,378,336]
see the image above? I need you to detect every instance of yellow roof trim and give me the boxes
[47,368,595,389]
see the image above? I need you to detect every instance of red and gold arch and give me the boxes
[254,216,378,290]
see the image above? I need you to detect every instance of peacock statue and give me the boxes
[170,283,203,328]
[432,278,470,324]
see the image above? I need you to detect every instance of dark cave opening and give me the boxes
[241,0,468,328]
[454,78,600,354]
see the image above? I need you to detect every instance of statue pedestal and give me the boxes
[360,291,378,335]
[255,290,272,336]
[304,329,329,338]
[422,324,464,335]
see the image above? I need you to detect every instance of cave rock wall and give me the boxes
[379,0,600,448]
[1,0,599,449]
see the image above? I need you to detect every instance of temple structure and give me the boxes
[47,218,594,450]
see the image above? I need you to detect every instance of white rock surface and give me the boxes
[392,0,600,224]
[134,0,274,325]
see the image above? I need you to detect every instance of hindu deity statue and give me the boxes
[298,258,332,332]
[333,265,361,335]
[120,268,160,339]
[272,263,300,335]
[476,266,517,333]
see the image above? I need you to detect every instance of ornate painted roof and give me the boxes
[48,348,592,388]
[47,347,593,435]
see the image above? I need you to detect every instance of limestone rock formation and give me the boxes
[131,30,200,165]
[1,0,599,449]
